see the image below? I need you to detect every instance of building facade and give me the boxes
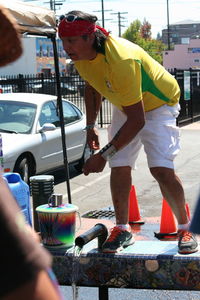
[162,20,200,47]
[0,37,66,77]
[163,39,200,70]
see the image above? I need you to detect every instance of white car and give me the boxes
[0,93,91,183]
[0,77,13,93]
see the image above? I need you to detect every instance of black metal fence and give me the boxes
[0,74,112,127]
[174,68,200,126]
[1,70,200,127]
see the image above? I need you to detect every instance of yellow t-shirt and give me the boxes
[75,35,180,112]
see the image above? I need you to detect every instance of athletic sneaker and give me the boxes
[178,230,198,254]
[102,226,135,253]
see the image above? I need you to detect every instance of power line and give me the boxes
[24,0,65,11]
[111,12,128,37]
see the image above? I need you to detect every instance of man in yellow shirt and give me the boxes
[58,11,198,254]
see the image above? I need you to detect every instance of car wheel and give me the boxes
[74,144,94,173]
[14,156,34,184]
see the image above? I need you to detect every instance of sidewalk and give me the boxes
[181,120,200,130]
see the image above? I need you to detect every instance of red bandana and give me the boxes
[58,19,109,38]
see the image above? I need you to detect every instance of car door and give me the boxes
[36,100,63,172]
[35,100,85,173]
[62,100,85,162]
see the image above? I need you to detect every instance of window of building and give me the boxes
[182,37,190,44]
[188,48,200,53]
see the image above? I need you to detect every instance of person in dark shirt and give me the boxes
[0,175,62,300]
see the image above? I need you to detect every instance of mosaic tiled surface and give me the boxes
[51,218,200,290]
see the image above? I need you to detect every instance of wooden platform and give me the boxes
[51,217,200,291]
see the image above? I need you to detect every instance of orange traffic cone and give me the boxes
[128,185,145,224]
[154,198,178,239]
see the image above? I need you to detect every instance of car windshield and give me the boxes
[0,100,37,134]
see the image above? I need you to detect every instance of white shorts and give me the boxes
[108,104,181,169]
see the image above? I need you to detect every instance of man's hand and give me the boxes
[87,128,100,150]
[83,153,106,175]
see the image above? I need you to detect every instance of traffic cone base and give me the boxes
[154,231,178,239]
[129,220,145,225]
[128,185,145,225]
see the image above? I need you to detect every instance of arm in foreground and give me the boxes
[0,176,62,300]
[4,270,62,300]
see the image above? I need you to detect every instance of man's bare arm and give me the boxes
[84,82,102,125]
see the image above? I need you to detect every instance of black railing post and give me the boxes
[18,73,25,92]
[51,34,72,204]
[99,287,109,300]
[99,106,103,128]
[189,68,194,122]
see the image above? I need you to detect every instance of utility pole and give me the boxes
[101,0,105,27]
[44,0,65,12]
[24,0,65,12]
[93,0,112,28]
[111,12,128,37]
[167,0,170,50]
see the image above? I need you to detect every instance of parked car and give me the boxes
[25,79,77,95]
[0,93,92,183]
[0,78,13,93]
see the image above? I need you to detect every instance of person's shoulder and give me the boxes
[107,35,138,48]
[105,35,140,65]
[106,35,143,55]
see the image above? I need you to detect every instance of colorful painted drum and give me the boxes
[36,202,79,249]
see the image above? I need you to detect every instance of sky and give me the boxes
[14,0,200,38]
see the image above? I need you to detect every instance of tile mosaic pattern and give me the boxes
[51,218,200,290]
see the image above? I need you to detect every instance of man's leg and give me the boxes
[150,166,198,254]
[102,106,140,253]
[150,167,188,224]
[110,166,132,224]
[142,104,198,254]
[102,166,135,253]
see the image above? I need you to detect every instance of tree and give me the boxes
[122,19,141,43]
[140,18,151,40]
[122,19,166,64]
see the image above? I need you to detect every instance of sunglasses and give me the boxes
[65,14,83,22]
